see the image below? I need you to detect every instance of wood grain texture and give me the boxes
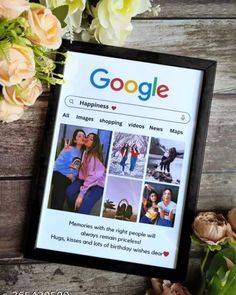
[0,263,147,295]
[0,94,235,177]
[0,257,203,295]
[140,0,236,18]
[128,20,236,94]
[0,99,48,177]
[0,180,31,259]
[203,94,236,172]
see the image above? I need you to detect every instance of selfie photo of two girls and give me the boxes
[48,124,112,216]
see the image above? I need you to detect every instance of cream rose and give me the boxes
[27,4,62,49]
[3,78,43,106]
[0,0,29,20]
[192,212,235,245]
[90,0,151,46]
[0,44,35,87]
[43,0,86,13]
[41,0,86,34]
[0,99,24,123]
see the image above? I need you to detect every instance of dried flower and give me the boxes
[192,212,233,245]
[228,208,236,232]
[147,278,191,295]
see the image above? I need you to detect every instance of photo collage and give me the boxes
[48,124,185,228]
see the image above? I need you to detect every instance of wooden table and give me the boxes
[1,1,236,294]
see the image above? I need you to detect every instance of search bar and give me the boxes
[64,95,191,124]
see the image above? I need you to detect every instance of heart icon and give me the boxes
[163,251,169,257]
[112,106,117,111]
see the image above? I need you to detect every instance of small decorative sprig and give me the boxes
[0,0,65,123]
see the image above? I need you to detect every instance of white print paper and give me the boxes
[36,51,203,269]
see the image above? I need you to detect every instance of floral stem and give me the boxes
[201,247,210,273]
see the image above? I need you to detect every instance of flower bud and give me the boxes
[193,212,230,245]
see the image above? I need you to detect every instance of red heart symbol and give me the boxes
[163,251,169,257]
[112,106,117,110]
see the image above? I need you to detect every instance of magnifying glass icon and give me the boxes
[69,98,74,104]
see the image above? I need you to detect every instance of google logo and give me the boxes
[90,68,170,101]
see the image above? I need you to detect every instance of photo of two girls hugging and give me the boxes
[49,125,112,216]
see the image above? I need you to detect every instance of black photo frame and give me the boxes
[24,40,216,281]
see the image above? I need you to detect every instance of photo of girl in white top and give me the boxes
[157,188,177,227]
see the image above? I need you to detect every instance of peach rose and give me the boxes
[0,99,24,123]
[3,78,43,106]
[27,4,62,49]
[0,0,29,20]
[0,44,35,87]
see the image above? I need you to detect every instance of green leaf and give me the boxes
[206,275,223,295]
[228,238,236,247]
[219,265,236,295]
[191,234,207,246]
[52,5,69,28]
[206,247,236,283]
[0,39,11,60]
[208,244,222,251]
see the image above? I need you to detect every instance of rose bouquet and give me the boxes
[0,0,65,123]
[0,0,160,123]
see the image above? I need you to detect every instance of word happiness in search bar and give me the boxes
[64,96,191,124]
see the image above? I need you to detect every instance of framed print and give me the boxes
[24,40,216,280]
